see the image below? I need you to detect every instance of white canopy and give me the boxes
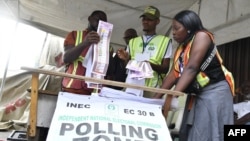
[2,0,250,49]
[0,0,250,132]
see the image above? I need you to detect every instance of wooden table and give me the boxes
[21,66,184,138]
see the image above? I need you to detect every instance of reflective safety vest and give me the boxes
[62,30,114,92]
[129,35,171,87]
[173,31,235,95]
[62,30,90,90]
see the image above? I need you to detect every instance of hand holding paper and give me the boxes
[126,60,153,79]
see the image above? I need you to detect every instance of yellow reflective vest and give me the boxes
[62,31,89,90]
[129,35,171,87]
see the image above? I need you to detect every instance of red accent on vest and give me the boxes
[62,30,94,94]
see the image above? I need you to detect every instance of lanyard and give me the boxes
[142,35,155,53]
[179,51,184,75]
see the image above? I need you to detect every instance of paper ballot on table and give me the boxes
[82,20,113,89]
[100,87,165,106]
[125,72,144,97]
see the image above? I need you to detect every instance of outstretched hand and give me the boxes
[117,48,129,61]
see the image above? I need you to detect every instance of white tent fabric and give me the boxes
[0,0,250,131]
[2,0,250,50]
[0,65,63,130]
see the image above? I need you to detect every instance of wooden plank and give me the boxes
[21,66,184,97]
[27,89,58,96]
[28,73,39,137]
[22,66,185,137]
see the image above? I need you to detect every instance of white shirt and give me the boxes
[233,101,250,119]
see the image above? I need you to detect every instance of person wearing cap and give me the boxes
[62,10,114,95]
[117,6,173,98]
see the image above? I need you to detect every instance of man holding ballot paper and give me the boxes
[62,10,114,95]
[117,6,173,98]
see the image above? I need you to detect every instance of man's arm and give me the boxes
[149,39,173,74]
[149,58,170,74]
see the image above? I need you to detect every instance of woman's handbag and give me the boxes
[184,79,201,94]
[175,78,201,94]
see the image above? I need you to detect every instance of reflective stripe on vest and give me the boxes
[66,31,85,88]
[173,40,210,87]
[129,35,170,87]
[173,31,235,95]
[221,65,235,95]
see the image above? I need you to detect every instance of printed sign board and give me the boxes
[46,92,172,141]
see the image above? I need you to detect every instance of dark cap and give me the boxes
[140,6,160,20]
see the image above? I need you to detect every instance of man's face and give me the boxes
[88,13,107,31]
[89,15,100,31]
[141,16,158,32]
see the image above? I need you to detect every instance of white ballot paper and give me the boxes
[100,87,165,106]
[126,60,153,79]
[83,20,113,89]
[125,60,154,96]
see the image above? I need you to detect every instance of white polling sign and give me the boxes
[46,92,172,141]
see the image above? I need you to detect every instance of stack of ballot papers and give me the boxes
[126,60,153,80]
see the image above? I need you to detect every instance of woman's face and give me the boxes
[172,19,189,43]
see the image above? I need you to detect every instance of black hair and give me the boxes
[241,80,250,94]
[90,10,107,21]
[124,28,138,37]
[174,10,207,35]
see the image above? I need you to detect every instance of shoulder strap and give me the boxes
[192,31,216,71]
[200,45,217,71]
